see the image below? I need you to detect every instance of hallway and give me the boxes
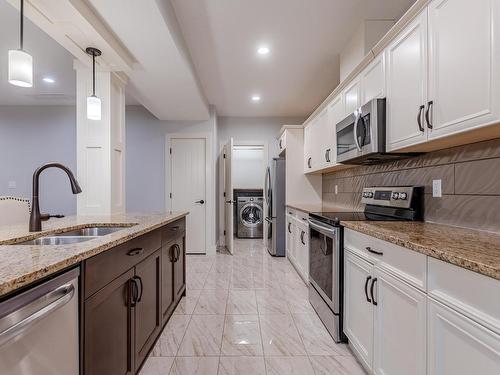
[140,239,366,375]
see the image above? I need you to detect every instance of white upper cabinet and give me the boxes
[325,94,343,166]
[427,0,500,139]
[360,54,386,105]
[343,77,361,115]
[386,10,428,151]
[304,108,328,173]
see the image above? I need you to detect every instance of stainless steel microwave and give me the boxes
[336,98,387,164]
[336,98,420,165]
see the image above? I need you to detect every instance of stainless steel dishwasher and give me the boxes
[0,268,79,375]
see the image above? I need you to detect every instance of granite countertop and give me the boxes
[0,212,188,298]
[286,203,324,213]
[342,220,500,281]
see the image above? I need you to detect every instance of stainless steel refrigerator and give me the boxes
[264,157,286,256]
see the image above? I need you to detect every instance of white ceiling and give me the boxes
[171,0,415,117]
[0,1,76,106]
[88,0,210,121]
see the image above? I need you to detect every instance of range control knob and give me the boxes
[391,192,400,200]
[365,191,373,198]
[399,192,408,200]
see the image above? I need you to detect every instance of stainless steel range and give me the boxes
[307,186,424,343]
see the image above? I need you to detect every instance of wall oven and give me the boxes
[307,217,345,343]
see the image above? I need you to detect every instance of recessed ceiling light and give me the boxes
[257,46,270,55]
[251,95,261,102]
[42,77,55,83]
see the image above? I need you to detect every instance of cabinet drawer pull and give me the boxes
[370,277,378,306]
[417,105,425,132]
[366,246,383,256]
[425,100,433,129]
[127,248,144,256]
[364,276,372,303]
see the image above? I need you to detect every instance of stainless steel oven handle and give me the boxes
[353,111,362,151]
[307,218,336,236]
[0,283,75,347]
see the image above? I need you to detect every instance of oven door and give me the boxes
[308,218,341,313]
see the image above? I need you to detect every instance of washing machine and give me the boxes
[236,196,264,238]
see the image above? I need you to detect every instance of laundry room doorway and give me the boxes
[231,141,267,245]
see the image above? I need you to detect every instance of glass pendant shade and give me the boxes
[87,95,102,121]
[8,49,33,87]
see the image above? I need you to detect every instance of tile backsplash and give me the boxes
[322,138,500,233]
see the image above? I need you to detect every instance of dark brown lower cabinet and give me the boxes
[84,269,135,375]
[173,236,186,301]
[83,218,186,375]
[135,249,162,367]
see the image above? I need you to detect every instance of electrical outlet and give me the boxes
[334,184,338,195]
[432,179,442,197]
[8,181,16,189]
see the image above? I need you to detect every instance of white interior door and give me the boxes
[171,137,206,254]
[224,138,234,255]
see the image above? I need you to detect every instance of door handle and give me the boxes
[370,277,378,306]
[130,278,139,307]
[364,276,372,303]
[133,276,143,303]
[195,200,205,204]
[417,105,425,132]
[425,100,433,129]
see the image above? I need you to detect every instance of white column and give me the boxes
[75,61,127,216]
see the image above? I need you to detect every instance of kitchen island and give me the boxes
[0,212,188,375]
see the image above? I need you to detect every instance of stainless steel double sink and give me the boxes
[18,226,129,245]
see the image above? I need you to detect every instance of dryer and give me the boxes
[236,196,263,238]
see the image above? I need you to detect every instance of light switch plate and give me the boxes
[432,179,442,197]
[8,181,16,189]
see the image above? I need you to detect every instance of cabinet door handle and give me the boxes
[366,246,383,256]
[417,105,425,132]
[364,276,372,303]
[130,278,139,307]
[288,222,291,233]
[127,248,144,256]
[425,100,433,129]
[279,139,282,148]
[370,277,378,306]
[133,276,143,302]
[175,244,181,262]
[300,231,306,245]
[169,245,175,262]
[308,157,312,168]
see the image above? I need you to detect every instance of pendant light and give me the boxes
[8,0,33,87]
[85,47,102,121]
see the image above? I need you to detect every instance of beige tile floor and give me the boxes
[140,239,367,375]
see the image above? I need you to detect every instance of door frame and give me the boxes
[218,140,268,246]
[166,133,214,255]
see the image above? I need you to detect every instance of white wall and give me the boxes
[0,106,77,216]
[126,105,218,254]
[340,19,395,82]
[232,147,264,189]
